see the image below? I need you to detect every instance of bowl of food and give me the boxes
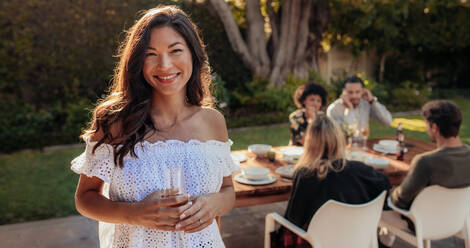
[242,167,270,181]
[248,144,272,158]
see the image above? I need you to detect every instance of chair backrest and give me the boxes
[409,185,470,240]
[306,191,386,248]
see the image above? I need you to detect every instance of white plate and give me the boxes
[364,157,390,169]
[373,144,408,154]
[234,173,277,185]
[379,140,399,147]
[280,147,304,157]
[231,153,247,163]
[275,164,294,179]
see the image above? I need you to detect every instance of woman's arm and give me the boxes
[75,175,192,230]
[74,128,191,230]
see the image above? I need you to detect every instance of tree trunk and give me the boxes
[379,51,391,83]
[209,0,329,87]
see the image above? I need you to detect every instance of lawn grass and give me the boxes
[0,97,468,225]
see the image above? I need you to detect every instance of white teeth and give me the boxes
[157,74,178,80]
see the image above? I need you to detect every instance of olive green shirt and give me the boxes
[391,145,470,209]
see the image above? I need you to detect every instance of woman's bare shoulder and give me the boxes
[197,107,228,141]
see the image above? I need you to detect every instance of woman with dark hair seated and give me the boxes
[276,114,390,247]
[289,82,328,146]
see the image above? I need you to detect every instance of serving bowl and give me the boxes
[248,144,272,158]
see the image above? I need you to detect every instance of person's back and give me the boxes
[275,114,390,247]
[419,145,470,187]
[391,100,470,210]
[285,160,390,230]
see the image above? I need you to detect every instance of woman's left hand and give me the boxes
[175,194,217,233]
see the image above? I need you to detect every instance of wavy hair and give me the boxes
[293,81,328,110]
[82,6,212,167]
[294,114,346,179]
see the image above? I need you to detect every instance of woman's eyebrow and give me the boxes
[146,42,183,51]
[168,41,183,48]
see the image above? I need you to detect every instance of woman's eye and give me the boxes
[145,53,156,57]
[171,49,183,54]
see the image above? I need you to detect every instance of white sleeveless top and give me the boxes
[71,136,240,248]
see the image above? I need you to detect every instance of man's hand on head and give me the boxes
[362,89,374,102]
[340,90,353,109]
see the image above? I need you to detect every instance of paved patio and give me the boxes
[0,201,464,247]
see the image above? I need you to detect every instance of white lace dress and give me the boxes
[71,136,240,248]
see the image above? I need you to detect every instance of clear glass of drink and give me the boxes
[163,167,188,246]
[361,127,370,150]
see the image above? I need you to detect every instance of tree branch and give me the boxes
[208,0,254,71]
[245,0,270,76]
[266,0,279,51]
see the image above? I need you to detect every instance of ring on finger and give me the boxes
[199,219,203,224]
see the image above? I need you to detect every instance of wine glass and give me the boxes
[361,127,370,150]
[350,119,360,150]
[163,167,188,246]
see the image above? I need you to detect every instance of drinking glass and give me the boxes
[361,127,370,150]
[163,167,188,246]
[350,120,360,149]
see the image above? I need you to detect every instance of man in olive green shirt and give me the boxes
[379,100,470,248]
[391,100,470,209]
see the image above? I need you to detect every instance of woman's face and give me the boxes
[142,26,193,97]
[303,94,323,112]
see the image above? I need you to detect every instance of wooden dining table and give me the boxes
[231,136,435,208]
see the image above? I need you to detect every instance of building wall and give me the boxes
[317,46,378,83]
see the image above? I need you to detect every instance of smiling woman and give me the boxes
[142,27,193,98]
[70,5,239,248]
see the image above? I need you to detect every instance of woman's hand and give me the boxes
[130,189,192,231]
[175,194,218,233]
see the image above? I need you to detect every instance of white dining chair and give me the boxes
[264,190,386,248]
[379,185,470,248]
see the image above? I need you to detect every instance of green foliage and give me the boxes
[231,76,305,114]
[0,101,54,152]
[211,73,231,110]
[328,0,470,88]
[0,99,93,152]
[389,81,430,112]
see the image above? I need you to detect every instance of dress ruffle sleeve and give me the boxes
[71,136,115,183]
[214,139,241,177]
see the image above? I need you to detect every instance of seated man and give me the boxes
[391,100,470,209]
[380,100,470,248]
[327,75,392,131]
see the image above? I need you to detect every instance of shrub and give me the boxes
[389,81,430,112]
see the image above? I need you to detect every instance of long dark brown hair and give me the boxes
[82,6,212,167]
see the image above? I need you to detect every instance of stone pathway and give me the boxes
[0,201,464,248]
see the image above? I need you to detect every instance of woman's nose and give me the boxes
[157,54,171,69]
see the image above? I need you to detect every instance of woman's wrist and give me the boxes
[122,202,139,225]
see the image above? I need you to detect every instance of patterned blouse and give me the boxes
[289,109,308,146]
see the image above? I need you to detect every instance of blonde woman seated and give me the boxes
[275,114,390,247]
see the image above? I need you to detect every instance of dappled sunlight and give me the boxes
[391,118,427,132]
